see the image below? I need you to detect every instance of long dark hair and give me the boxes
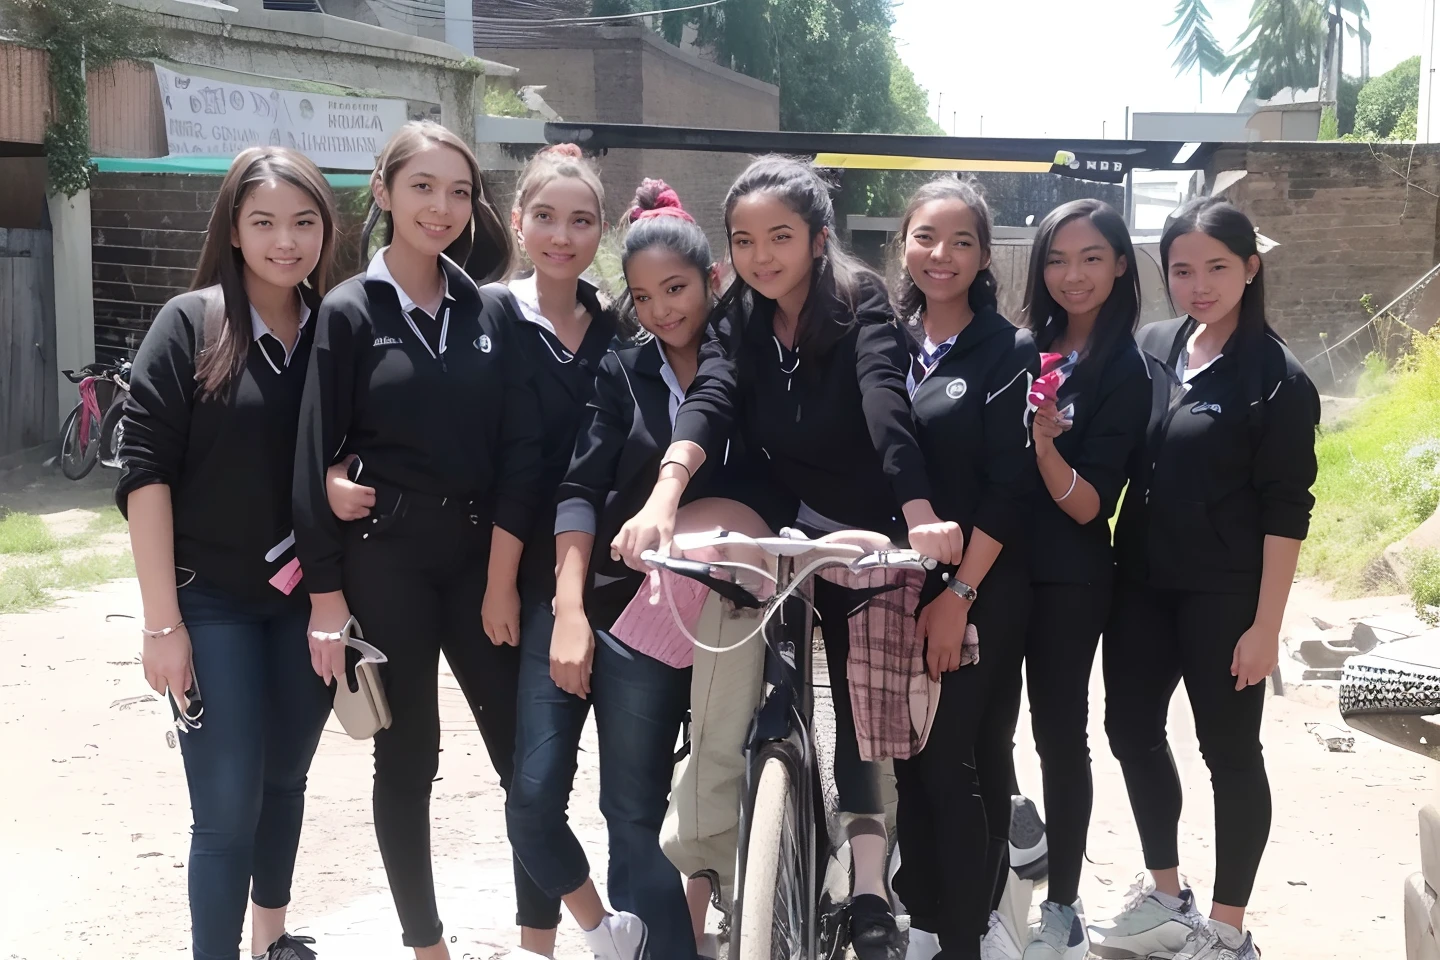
[1021,199,1140,365]
[617,178,713,341]
[892,176,1000,320]
[1160,196,1273,341]
[359,121,513,284]
[715,155,880,357]
[192,147,337,400]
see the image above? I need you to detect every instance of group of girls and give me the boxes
[119,116,1319,960]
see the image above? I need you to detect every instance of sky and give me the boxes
[890,0,1423,139]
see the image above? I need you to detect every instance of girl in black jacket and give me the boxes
[292,121,544,960]
[612,156,964,955]
[118,147,337,960]
[1089,198,1319,960]
[1005,200,1154,960]
[888,176,1039,960]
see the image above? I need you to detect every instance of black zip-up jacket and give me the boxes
[557,339,755,627]
[116,287,319,605]
[1028,339,1152,584]
[910,309,1040,594]
[671,276,931,537]
[486,280,618,597]
[1113,316,1320,593]
[293,258,544,594]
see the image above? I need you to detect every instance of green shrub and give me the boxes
[1408,549,1440,626]
[483,86,529,118]
[1355,351,1391,397]
[1354,55,1421,140]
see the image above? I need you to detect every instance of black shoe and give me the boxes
[263,934,318,960]
[1009,794,1049,883]
[849,893,901,960]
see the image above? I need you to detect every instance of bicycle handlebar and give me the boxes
[62,361,130,384]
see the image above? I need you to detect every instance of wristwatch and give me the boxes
[944,575,978,603]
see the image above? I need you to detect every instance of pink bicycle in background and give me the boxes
[55,360,131,481]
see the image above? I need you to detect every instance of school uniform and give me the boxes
[891,308,1039,958]
[116,286,332,960]
[1104,316,1320,909]
[1021,335,1152,908]
[291,249,549,945]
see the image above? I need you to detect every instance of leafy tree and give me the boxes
[1353,54,1420,139]
[1225,0,1326,99]
[1338,71,1361,134]
[1166,0,1226,99]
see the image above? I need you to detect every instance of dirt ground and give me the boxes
[0,464,1434,959]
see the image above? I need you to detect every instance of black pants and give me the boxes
[813,577,886,816]
[343,499,559,946]
[1024,580,1110,907]
[893,572,1030,959]
[1102,580,1270,908]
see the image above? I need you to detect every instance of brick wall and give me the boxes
[479,27,780,245]
[1217,143,1440,373]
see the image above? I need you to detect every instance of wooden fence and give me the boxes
[1,227,58,457]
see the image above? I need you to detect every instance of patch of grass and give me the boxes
[1408,548,1440,627]
[0,552,135,614]
[1300,330,1440,594]
[86,506,128,535]
[1355,350,1392,398]
[0,512,58,555]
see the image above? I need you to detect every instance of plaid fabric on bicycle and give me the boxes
[818,566,977,762]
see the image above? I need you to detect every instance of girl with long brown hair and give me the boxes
[291,121,545,960]
[117,146,339,960]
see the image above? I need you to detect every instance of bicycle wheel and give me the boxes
[99,400,126,467]
[737,755,806,960]
[59,405,100,480]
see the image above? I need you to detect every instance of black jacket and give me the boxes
[557,339,748,627]
[1028,339,1152,584]
[293,259,544,594]
[116,287,319,604]
[1113,316,1320,592]
[671,276,931,537]
[485,279,618,597]
[910,309,1040,597]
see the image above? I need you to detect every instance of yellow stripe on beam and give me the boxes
[813,153,1057,173]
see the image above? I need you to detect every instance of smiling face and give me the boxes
[625,247,715,352]
[1166,229,1259,325]
[232,178,324,295]
[373,141,474,259]
[513,175,602,285]
[903,198,989,308]
[727,192,824,303]
[1043,216,1127,324]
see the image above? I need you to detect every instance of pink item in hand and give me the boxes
[1028,351,1078,409]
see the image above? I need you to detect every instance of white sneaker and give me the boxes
[1172,922,1260,960]
[980,910,1024,960]
[906,926,941,960]
[1022,900,1089,960]
[1088,881,1204,959]
[583,912,649,960]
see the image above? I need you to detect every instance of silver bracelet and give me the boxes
[141,620,185,639]
[1054,468,1078,503]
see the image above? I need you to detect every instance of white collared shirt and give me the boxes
[365,246,453,319]
[657,342,687,428]
[249,300,312,374]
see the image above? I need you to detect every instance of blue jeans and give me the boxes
[506,598,696,958]
[176,578,333,960]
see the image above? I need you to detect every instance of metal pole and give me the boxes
[979,114,984,136]
[936,92,943,125]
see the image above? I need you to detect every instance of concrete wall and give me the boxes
[478,27,779,243]
[1215,143,1440,374]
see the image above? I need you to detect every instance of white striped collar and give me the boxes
[365,246,455,318]
[249,300,312,372]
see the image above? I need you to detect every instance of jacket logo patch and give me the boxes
[1191,401,1222,415]
[475,334,493,353]
[945,378,968,400]
[373,336,402,347]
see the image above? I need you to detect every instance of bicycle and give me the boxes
[642,529,932,960]
[57,360,132,480]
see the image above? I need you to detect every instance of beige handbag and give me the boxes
[327,617,392,740]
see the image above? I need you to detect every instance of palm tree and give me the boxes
[1166,0,1227,100]
[1224,0,1327,99]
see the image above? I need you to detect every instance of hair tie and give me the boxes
[633,206,696,224]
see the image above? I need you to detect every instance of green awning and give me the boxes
[92,156,370,188]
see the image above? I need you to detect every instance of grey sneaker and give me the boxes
[1089,881,1204,959]
[1022,900,1088,960]
[262,934,318,960]
[1172,922,1260,960]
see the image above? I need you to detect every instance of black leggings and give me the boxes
[1102,580,1270,908]
[893,573,1029,959]
[1024,581,1110,907]
[343,499,559,946]
[813,577,886,816]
